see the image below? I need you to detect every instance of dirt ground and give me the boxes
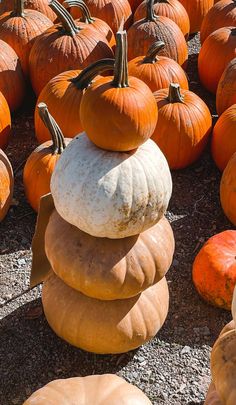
[0,34,232,405]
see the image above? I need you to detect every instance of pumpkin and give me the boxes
[134,0,190,39]
[192,230,236,310]
[34,59,114,143]
[0,0,53,77]
[178,0,214,34]
[198,27,236,94]
[0,40,25,112]
[45,211,174,300]
[220,152,236,226]
[0,92,11,150]
[79,30,158,152]
[23,103,71,212]
[0,0,57,22]
[127,0,188,67]
[63,0,116,48]
[216,57,236,115]
[204,382,222,405]
[129,0,143,12]
[0,149,13,222]
[128,41,189,93]
[23,375,152,405]
[211,104,236,171]
[42,272,169,353]
[232,285,236,323]
[151,83,212,169]
[219,320,235,336]
[200,0,236,44]
[51,134,172,239]
[29,0,114,96]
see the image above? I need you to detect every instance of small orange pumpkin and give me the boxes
[220,152,236,225]
[23,103,71,212]
[178,0,214,34]
[0,0,57,22]
[0,92,11,150]
[0,149,13,222]
[216,57,236,115]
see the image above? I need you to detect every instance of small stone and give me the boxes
[173,259,179,267]
[17,258,26,266]
[181,346,191,355]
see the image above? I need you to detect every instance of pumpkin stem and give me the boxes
[146,0,157,22]
[49,0,80,36]
[38,103,66,155]
[12,0,25,17]
[168,83,184,103]
[112,30,129,88]
[143,41,165,63]
[70,58,115,89]
[63,0,94,24]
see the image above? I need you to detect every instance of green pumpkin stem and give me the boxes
[143,41,165,63]
[112,30,129,88]
[70,58,115,89]
[146,0,157,22]
[49,0,80,36]
[12,0,25,17]
[38,103,66,155]
[63,0,94,24]
[168,83,184,103]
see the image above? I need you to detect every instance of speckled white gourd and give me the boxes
[51,133,172,239]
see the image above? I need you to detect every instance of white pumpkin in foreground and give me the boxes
[51,133,172,238]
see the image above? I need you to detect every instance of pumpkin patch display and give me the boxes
[220,152,236,225]
[178,0,214,34]
[216,57,236,115]
[0,0,57,22]
[0,149,13,222]
[0,92,11,150]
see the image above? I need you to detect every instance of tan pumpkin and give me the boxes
[42,272,169,354]
[178,0,214,34]
[204,382,223,405]
[0,149,13,222]
[216,57,236,115]
[23,375,152,405]
[220,152,236,226]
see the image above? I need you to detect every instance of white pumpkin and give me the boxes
[51,133,172,238]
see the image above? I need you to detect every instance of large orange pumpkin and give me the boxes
[216,57,236,115]
[0,92,11,150]
[134,0,190,39]
[192,230,236,310]
[0,0,57,22]
[198,26,236,94]
[0,0,53,77]
[35,59,114,143]
[129,0,143,12]
[211,104,236,171]
[178,0,214,34]
[29,0,114,96]
[127,0,188,68]
[79,30,158,152]
[23,103,71,212]
[0,149,13,222]
[200,0,236,44]
[151,83,212,169]
[128,41,189,93]
[220,152,236,225]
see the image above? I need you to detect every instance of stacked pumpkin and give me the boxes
[41,29,174,354]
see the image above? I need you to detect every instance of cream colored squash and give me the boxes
[23,374,152,404]
[50,133,172,239]
[42,273,169,354]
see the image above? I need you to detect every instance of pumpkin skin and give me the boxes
[152,84,212,170]
[134,0,190,39]
[0,92,11,150]
[220,152,236,226]
[204,382,222,405]
[129,0,143,12]
[0,2,53,77]
[42,272,169,354]
[51,134,172,239]
[0,40,25,112]
[192,230,236,310]
[45,211,175,300]
[232,286,236,323]
[23,375,152,405]
[0,0,57,22]
[198,27,236,94]
[0,149,13,222]
[216,58,236,115]
[178,0,214,34]
[200,0,236,44]
[128,41,189,93]
[211,104,236,171]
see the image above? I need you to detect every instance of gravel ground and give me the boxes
[0,34,232,405]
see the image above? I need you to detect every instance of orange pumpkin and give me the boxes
[216,57,236,115]
[127,0,188,68]
[204,382,222,405]
[29,0,114,96]
[178,0,214,34]
[0,149,13,222]
[211,104,236,171]
[198,27,236,94]
[63,0,116,49]
[0,92,11,150]
[200,0,236,44]
[134,0,190,39]
[0,39,25,112]
[151,83,212,169]
[129,0,143,12]
[0,0,53,77]
[220,152,236,225]
[192,230,236,310]
[23,103,71,212]
[35,59,114,143]
[128,41,189,93]
[0,0,57,22]
[80,30,158,152]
